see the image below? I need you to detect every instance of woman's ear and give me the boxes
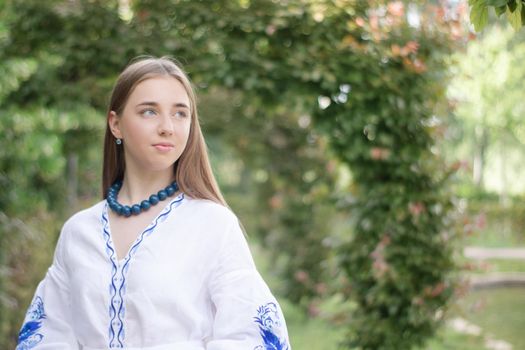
[108,111,122,139]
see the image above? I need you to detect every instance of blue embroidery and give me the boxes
[102,204,123,348]
[16,296,46,350]
[102,194,184,348]
[253,302,289,350]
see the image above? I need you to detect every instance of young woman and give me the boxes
[17,57,291,350]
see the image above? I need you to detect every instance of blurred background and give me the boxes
[1,0,524,349]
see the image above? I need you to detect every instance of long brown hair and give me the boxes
[102,56,226,206]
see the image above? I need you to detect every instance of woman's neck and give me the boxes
[118,170,176,205]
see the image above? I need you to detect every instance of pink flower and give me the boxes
[387,1,405,17]
[265,25,276,36]
[269,194,283,209]
[315,283,328,295]
[294,270,309,283]
[412,58,427,73]
[423,283,446,298]
[409,202,425,217]
[474,213,486,230]
[404,41,419,55]
[370,235,391,278]
[391,44,402,57]
[355,17,365,27]
[308,302,320,317]
[370,147,391,160]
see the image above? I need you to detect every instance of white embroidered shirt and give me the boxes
[17,194,291,350]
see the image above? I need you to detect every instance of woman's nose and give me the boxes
[158,114,174,135]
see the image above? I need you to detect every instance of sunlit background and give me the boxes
[1,1,524,349]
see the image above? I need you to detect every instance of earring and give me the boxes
[116,138,122,145]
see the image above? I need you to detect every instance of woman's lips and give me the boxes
[153,144,174,152]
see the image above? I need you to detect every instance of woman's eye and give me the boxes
[173,111,188,118]
[141,109,157,117]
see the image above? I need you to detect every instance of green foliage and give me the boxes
[470,0,490,31]
[460,288,525,349]
[447,24,525,194]
[469,0,525,31]
[0,1,461,349]
[198,88,338,307]
[465,195,525,247]
[309,4,461,349]
[0,2,108,346]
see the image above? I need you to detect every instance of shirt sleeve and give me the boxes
[16,222,79,350]
[206,215,291,350]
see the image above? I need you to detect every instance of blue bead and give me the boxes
[158,190,168,200]
[140,200,151,210]
[107,180,181,218]
[131,204,141,215]
[149,194,159,205]
[166,186,175,196]
[122,206,131,217]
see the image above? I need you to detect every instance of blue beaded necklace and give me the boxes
[107,180,179,217]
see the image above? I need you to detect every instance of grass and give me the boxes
[281,296,489,350]
[463,257,525,274]
[280,298,346,349]
[465,227,525,248]
[457,288,525,350]
[424,326,487,350]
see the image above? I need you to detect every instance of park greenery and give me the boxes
[469,0,525,31]
[1,0,524,349]
[448,23,525,195]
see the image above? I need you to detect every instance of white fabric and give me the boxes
[17,194,291,350]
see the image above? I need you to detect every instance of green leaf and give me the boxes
[468,0,485,5]
[506,1,523,29]
[508,0,517,12]
[487,0,509,7]
[495,5,507,16]
[470,2,489,31]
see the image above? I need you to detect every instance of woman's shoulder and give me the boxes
[181,195,238,227]
[180,196,246,249]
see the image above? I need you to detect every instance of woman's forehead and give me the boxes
[128,76,191,106]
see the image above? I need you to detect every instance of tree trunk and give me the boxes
[66,153,78,212]
[473,126,488,187]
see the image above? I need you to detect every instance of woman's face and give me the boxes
[109,76,192,174]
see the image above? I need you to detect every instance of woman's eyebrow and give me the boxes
[136,101,190,109]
